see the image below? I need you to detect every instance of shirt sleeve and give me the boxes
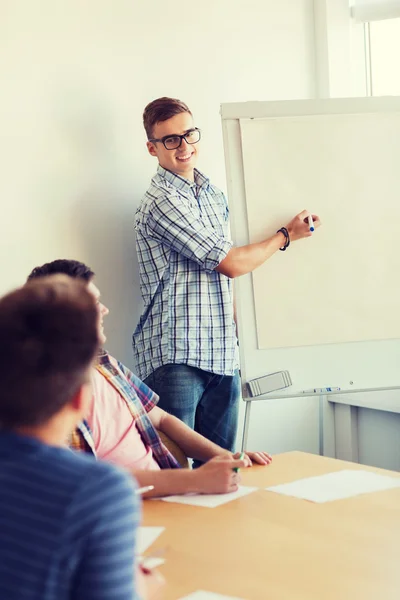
[145,194,232,273]
[70,466,142,600]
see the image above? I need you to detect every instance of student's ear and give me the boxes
[147,141,158,157]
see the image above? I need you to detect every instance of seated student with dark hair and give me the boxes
[27,260,272,498]
[0,275,162,600]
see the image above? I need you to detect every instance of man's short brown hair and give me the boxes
[143,97,192,140]
[0,276,99,428]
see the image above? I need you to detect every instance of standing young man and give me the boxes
[134,97,320,458]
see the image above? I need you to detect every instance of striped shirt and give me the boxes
[0,430,141,600]
[70,350,181,470]
[133,165,239,380]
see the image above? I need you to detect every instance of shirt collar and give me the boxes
[157,165,210,192]
[97,348,110,364]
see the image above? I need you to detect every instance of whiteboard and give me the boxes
[221,98,400,395]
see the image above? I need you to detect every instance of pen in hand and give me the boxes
[135,485,155,495]
[233,452,245,473]
[308,214,314,232]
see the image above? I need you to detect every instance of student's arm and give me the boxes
[149,407,272,470]
[73,467,143,600]
[132,456,246,498]
[145,194,232,273]
[149,406,231,462]
[216,210,321,278]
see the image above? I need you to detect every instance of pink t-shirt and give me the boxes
[86,369,160,471]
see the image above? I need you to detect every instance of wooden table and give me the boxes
[142,452,400,600]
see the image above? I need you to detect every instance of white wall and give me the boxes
[370,17,400,95]
[0,0,315,369]
[1,1,397,467]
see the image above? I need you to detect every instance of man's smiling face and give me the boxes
[147,111,200,180]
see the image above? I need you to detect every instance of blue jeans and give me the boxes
[144,364,240,468]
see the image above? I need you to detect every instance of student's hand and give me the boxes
[285,209,321,242]
[137,565,165,600]
[234,451,272,466]
[195,456,246,494]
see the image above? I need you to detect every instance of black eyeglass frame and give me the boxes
[148,127,201,150]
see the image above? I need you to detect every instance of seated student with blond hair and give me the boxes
[0,275,162,600]
[27,259,272,499]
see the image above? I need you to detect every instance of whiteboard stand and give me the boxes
[241,386,400,460]
[318,394,326,456]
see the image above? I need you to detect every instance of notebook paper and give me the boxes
[160,486,257,508]
[136,526,165,554]
[266,470,400,503]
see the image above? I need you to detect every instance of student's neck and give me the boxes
[173,168,195,182]
[16,420,73,448]
[184,170,195,182]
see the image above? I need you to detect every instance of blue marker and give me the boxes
[308,214,315,232]
[302,387,341,394]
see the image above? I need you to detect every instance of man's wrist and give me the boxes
[217,450,233,459]
[185,468,202,494]
[276,227,290,251]
[275,231,286,246]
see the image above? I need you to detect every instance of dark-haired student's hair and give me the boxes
[0,276,99,428]
[27,259,95,283]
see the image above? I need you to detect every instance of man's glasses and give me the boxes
[149,127,201,150]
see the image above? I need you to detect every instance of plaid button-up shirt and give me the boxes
[70,350,180,470]
[133,166,239,380]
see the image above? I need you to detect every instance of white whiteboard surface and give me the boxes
[241,113,400,349]
[221,98,400,395]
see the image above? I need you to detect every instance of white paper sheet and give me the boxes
[160,485,257,508]
[266,469,400,503]
[178,592,246,600]
[136,526,165,555]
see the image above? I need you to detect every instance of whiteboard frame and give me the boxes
[221,96,400,120]
[221,97,400,450]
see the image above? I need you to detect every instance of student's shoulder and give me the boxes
[56,454,139,532]
[85,457,137,494]
[149,170,178,194]
[106,352,138,383]
[96,350,143,390]
[108,354,155,403]
[55,444,130,482]
[137,174,180,213]
[61,445,137,498]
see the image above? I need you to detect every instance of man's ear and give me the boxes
[147,141,158,157]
